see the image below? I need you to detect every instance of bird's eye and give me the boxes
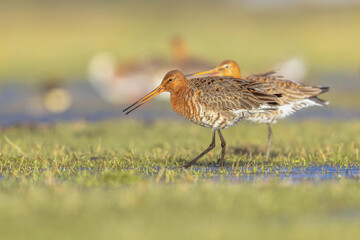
[225,65,229,69]
[168,78,173,82]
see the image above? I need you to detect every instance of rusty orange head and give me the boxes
[123,70,187,115]
[190,59,241,78]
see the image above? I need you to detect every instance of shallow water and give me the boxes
[1,166,359,183]
[113,165,360,183]
[190,166,360,182]
[0,81,360,126]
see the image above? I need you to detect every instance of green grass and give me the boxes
[1,120,360,239]
[1,120,360,175]
[0,1,359,80]
[1,182,360,240]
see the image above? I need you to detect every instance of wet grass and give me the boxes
[1,119,360,239]
[1,119,360,174]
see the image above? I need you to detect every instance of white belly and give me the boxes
[247,99,323,124]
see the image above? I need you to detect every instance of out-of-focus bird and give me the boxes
[191,60,329,160]
[123,70,281,168]
[274,57,307,82]
[41,78,72,114]
[88,36,213,105]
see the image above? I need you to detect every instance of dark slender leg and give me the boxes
[184,130,216,168]
[265,123,273,161]
[217,129,226,167]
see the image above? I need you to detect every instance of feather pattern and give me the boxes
[170,76,280,129]
[245,70,329,123]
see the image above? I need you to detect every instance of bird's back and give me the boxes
[246,71,329,104]
[245,71,329,123]
[170,76,280,129]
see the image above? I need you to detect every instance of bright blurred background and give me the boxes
[0,0,359,125]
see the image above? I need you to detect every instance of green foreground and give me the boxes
[1,120,360,239]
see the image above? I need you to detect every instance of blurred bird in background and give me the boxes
[41,78,72,114]
[88,36,213,105]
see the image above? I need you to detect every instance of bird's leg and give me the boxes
[184,130,216,168]
[265,123,273,161]
[216,129,226,167]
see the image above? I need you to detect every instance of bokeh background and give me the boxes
[1,0,359,126]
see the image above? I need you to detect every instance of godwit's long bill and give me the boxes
[191,60,330,161]
[123,70,281,168]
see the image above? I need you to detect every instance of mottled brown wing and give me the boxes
[188,76,279,112]
[246,70,329,105]
[246,70,278,78]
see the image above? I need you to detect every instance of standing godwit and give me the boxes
[123,70,281,168]
[191,60,330,160]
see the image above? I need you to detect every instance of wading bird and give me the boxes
[191,60,329,160]
[123,70,281,168]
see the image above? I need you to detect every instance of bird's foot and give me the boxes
[184,161,195,169]
[216,158,225,168]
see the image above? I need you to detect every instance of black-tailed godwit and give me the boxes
[191,60,329,160]
[123,70,281,168]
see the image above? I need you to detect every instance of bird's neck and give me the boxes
[169,82,189,117]
[230,71,241,79]
[168,80,188,95]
